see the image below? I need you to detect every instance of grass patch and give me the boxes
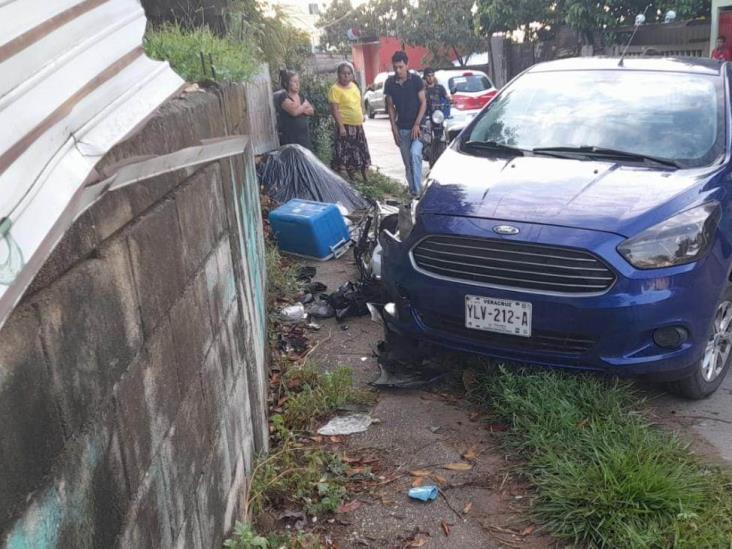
[352,169,408,201]
[144,23,259,82]
[470,367,732,548]
[264,240,299,307]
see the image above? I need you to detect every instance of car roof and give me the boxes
[528,56,724,76]
[435,69,489,77]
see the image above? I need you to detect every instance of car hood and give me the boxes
[423,148,719,237]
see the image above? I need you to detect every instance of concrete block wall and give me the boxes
[0,83,268,548]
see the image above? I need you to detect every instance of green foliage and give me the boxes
[265,241,299,306]
[228,1,313,75]
[469,367,732,548]
[352,170,408,201]
[144,23,259,82]
[300,74,336,165]
[403,0,482,66]
[317,0,356,54]
[282,365,374,430]
[224,522,269,549]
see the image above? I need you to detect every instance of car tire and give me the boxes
[366,102,375,119]
[668,286,732,399]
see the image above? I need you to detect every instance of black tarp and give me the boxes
[259,144,370,212]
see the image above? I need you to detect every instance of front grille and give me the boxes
[420,311,595,355]
[412,235,615,294]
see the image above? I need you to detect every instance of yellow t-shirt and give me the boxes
[327,83,363,126]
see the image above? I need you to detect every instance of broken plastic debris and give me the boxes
[367,303,381,323]
[279,303,306,323]
[408,486,438,502]
[305,299,335,319]
[317,414,373,436]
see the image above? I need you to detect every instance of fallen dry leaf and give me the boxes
[463,501,473,514]
[468,411,481,422]
[329,436,343,443]
[341,454,361,464]
[431,474,448,485]
[576,418,590,429]
[441,521,451,537]
[347,466,370,476]
[336,500,364,514]
[310,435,323,443]
[443,462,473,471]
[406,536,428,548]
[276,396,289,407]
[409,469,432,477]
[462,447,479,461]
[485,423,510,432]
[521,525,536,536]
[412,477,424,487]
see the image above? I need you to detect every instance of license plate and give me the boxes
[465,295,532,337]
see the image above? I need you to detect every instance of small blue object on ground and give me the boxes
[408,485,438,501]
[269,199,350,260]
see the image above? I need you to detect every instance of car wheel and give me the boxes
[669,287,732,399]
[366,102,375,119]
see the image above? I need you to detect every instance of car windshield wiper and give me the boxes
[463,140,525,156]
[532,146,681,169]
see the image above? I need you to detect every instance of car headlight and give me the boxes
[398,199,419,241]
[431,109,445,125]
[617,202,720,269]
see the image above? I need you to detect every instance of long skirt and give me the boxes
[331,124,371,173]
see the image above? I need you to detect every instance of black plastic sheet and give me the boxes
[259,144,370,212]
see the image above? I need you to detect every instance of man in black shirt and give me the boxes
[384,51,427,196]
[423,67,448,114]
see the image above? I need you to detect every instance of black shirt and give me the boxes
[425,83,447,114]
[384,73,424,130]
[275,91,312,150]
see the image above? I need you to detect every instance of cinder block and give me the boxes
[127,198,186,337]
[115,454,174,549]
[115,317,180,494]
[161,386,209,533]
[176,164,223,279]
[0,306,64,532]
[36,238,142,433]
[170,273,213,398]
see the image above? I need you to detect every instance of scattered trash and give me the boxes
[327,280,384,321]
[259,144,370,212]
[305,298,336,319]
[300,293,314,305]
[336,500,364,514]
[371,338,450,388]
[366,303,381,323]
[443,462,473,471]
[360,357,368,362]
[279,303,307,323]
[408,485,438,502]
[296,266,317,281]
[340,324,349,331]
[429,426,441,433]
[306,322,321,331]
[462,447,479,461]
[306,281,327,293]
[279,510,307,530]
[462,502,473,514]
[317,414,373,436]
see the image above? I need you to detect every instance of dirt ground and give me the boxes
[298,253,552,549]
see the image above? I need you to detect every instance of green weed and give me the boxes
[352,169,408,201]
[470,367,732,548]
[264,241,299,306]
[144,23,259,82]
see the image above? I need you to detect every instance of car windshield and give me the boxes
[463,69,724,168]
[448,75,492,94]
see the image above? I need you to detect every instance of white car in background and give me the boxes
[433,69,497,140]
[364,72,390,118]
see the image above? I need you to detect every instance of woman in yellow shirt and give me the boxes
[328,62,371,182]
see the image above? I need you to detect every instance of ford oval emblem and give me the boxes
[493,225,520,236]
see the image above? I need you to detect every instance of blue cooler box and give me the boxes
[269,199,350,260]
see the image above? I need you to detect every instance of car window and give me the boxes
[448,75,492,94]
[463,69,724,168]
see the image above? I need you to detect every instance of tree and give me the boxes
[402,0,483,66]
[317,0,357,54]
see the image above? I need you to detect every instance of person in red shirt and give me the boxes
[712,36,732,61]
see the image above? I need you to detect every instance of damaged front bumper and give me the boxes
[379,213,725,381]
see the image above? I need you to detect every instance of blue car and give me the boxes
[380,57,732,399]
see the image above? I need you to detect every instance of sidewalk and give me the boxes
[300,254,550,548]
[363,118,430,189]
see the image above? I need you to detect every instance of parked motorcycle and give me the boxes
[421,101,450,167]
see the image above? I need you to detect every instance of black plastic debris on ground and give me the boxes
[372,336,449,389]
[259,144,371,212]
[328,279,385,321]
